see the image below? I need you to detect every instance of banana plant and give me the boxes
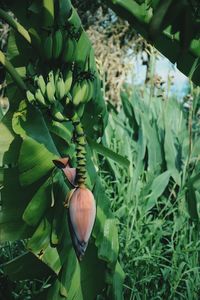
[0,0,125,299]
[106,0,200,86]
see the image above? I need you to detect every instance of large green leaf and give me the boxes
[18,137,57,186]
[22,177,54,226]
[111,261,125,300]
[87,137,130,168]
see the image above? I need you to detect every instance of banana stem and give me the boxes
[0,8,31,44]
[71,111,87,186]
[0,50,27,91]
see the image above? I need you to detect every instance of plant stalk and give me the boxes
[0,8,31,44]
[0,50,27,91]
[71,112,87,186]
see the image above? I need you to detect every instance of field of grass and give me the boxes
[99,84,200,299]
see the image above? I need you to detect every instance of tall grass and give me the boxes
[100,84,200,299]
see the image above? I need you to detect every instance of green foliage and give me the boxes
[106,0,200,86]
[0,0,124,298]
[1,0,200,299]
[100,84,200,299]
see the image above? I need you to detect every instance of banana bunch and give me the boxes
[26,68,74,108]
[45,70,65,103]
[43,29,64,61]
[71,78,95,107]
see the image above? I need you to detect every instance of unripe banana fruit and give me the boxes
[26,90,35,104]
[64,69,73,94]
[43,34,53,60]
[46,81,56,103]
[53,29,63,59]
[62,36,77,63]
[72,81,88,106]
[37,75,46,95]
[86,79,94,103]
[48,70,55,91]
[35,89,47,107]
[56,77,66,100]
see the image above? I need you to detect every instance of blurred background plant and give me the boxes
[99,77,200,299]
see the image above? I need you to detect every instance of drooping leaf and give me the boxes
[18,137,57,186]
[110,261,125,300]
[98,218,119,265]
[145,170,171,211]
[87,137,130,168]
[22,177,53,226]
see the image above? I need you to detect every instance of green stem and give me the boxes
[0,50,27,91]
[71,111,87,186]
[0,8,31,44]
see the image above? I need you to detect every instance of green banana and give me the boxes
[37,75,46,95]
[35,89,47,107]
[56,76,66,100]
[62,36,77,63]
[46,81,55,103]
[26,90,35,104]
[72,81,88,106]
[64,69,73,94]
[74,31,91,68]
[43,34,53,60]
[48,70,55,91]
[72,82,81,106]
[52,29,63,59]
